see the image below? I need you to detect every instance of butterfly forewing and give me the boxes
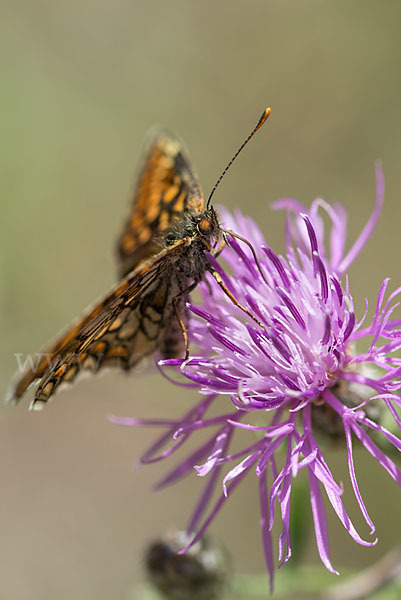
[7,238,193,409]
[116,129,204,278]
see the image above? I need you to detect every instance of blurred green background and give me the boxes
[1,1,401,598]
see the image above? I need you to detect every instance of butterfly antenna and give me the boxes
[206,107,271,210]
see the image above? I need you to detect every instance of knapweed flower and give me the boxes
[111,165,401,590]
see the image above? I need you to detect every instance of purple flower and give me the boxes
[111,165,401,590]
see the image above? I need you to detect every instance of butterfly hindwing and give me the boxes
[116,129,204,278]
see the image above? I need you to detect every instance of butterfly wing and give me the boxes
[6,238,191,410]
[116,129,204,277]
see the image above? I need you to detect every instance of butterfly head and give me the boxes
[196,207,221,247]
[164,206,221,248]
[187,206,222,275]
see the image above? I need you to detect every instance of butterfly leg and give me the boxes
[203,276,214,297]
[208,268,266,330]
[205,236,228,294]
[171,281,199,360]
[212,238,227,260]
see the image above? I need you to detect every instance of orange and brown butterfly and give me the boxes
[6,108,271,411]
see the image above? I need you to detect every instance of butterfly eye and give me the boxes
[198,218,212,234]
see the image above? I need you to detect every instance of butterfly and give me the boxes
[6,108,271,411]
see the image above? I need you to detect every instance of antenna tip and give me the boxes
[256,107,272,131]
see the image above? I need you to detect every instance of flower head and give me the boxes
[111,165,401,590]
[145,529,230,600]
